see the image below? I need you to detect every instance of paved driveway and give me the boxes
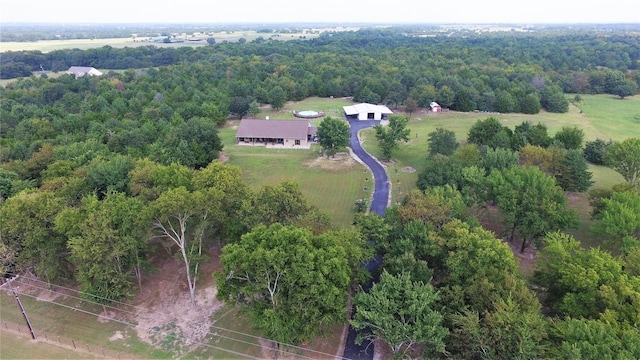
[342,119,389,360]
[348,120,389,216]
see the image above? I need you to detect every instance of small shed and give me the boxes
[343,103,393,121]
[430,102,442,113]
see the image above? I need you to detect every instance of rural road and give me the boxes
[342,119,389,360]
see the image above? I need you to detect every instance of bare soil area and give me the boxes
[304,152,357,171]
[129,246,225,355]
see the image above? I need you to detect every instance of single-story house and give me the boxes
[343,103,393,121]
[235,119,317,148]
[430,102,442,112]
[66,66,103,78]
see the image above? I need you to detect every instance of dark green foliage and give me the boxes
[374,115,410,161]
[605,138,640,186]
[161,117,223,169]
[268,86,286,110]
[533,232,640,325]
[484,166,579,252]
[554,126,584,150]
[351,271,448,358]
[416,155,465,191]
[466,117,513,149]
[549,318,640,360]
[540,85,569,113]
[317,116,350,157]
[519,92,541,114]
[583,138,611,165]
[480,147,519,174]
[216,223,361,344]
[427,127,459,157]
[87,155,133,197]
[555,149,593,192]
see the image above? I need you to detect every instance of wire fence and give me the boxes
[2,320,132,359]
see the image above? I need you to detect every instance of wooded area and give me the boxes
[1,25,640,358]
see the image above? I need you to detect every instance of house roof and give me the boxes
[430,102,441,108]
[66,66,102,77]
[236,119,315,139]
[343,103,393,116]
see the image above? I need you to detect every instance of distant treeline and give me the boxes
[1,28,639,110]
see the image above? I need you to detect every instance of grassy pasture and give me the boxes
[356,95,638,250]
[220,118,369,228]
[0,28,340,53]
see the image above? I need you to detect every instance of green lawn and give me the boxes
[221,99,369,228]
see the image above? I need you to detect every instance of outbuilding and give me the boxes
[430,102,442,112]
[66,66,103,78]
[343,103,393,121]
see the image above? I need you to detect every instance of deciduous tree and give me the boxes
[484,166,578,252]
[605,138,640,186]
[317,116,350,158]
[216,223,354,344]
[374,115,410,161]
[427,127,459,157]
[350,271,448,358]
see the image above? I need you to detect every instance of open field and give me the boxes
[221,118,369,227]
[0,27,360,53]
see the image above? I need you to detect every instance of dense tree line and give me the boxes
[2,28,639,111]
[2,26,640,357]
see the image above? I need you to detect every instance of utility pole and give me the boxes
[4,276,36,340]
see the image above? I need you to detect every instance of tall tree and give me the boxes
[484,166,578,252]
[268,86,287,110]
[350,271,448,358]
[0,190,68,281]
[605,138,640,186]
[216,223,355,344]
[146,186,223,306]
[317,116,350,158]
[61,192,147,301]
[533,232,640,326]
[374,114,410,161]
[427,127,459,157]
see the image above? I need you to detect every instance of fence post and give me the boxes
[43,331,48,341]
[71,339,76,349]
[102,348,106,357]
[86,343,90,353]
[3,321,7,330]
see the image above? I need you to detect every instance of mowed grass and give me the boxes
[0,331,93,359]
[0,291,170,358]
[358,95,638,247]
[221,99,369,228]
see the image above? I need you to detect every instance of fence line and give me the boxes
[1,320,134,359]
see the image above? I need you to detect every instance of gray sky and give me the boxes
[1,0,639,24]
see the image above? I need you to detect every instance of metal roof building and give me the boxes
[343,103,393,120]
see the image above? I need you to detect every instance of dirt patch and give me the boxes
[109,331,125,341]
[218,151,229,163]
[400,166,416,173]
[129,246,225,355]
[97,310,117,323]
[304,152,357,171]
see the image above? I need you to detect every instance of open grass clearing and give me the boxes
[0,330,93,359]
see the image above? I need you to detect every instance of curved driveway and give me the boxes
[348,120,390,216]
[343,119,389,360]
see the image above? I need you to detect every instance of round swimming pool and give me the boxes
[298,110,319,117]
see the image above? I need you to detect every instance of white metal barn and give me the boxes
[343,103,393,120]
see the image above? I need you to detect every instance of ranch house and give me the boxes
[343,103,393,121]
[235,119,317,148]
[66,66,103,78]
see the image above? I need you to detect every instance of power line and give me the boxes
[10,289,264,360]
[7,272,351,359]
[5,275,350,359]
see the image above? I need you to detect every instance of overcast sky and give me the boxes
[1,0,639,24]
